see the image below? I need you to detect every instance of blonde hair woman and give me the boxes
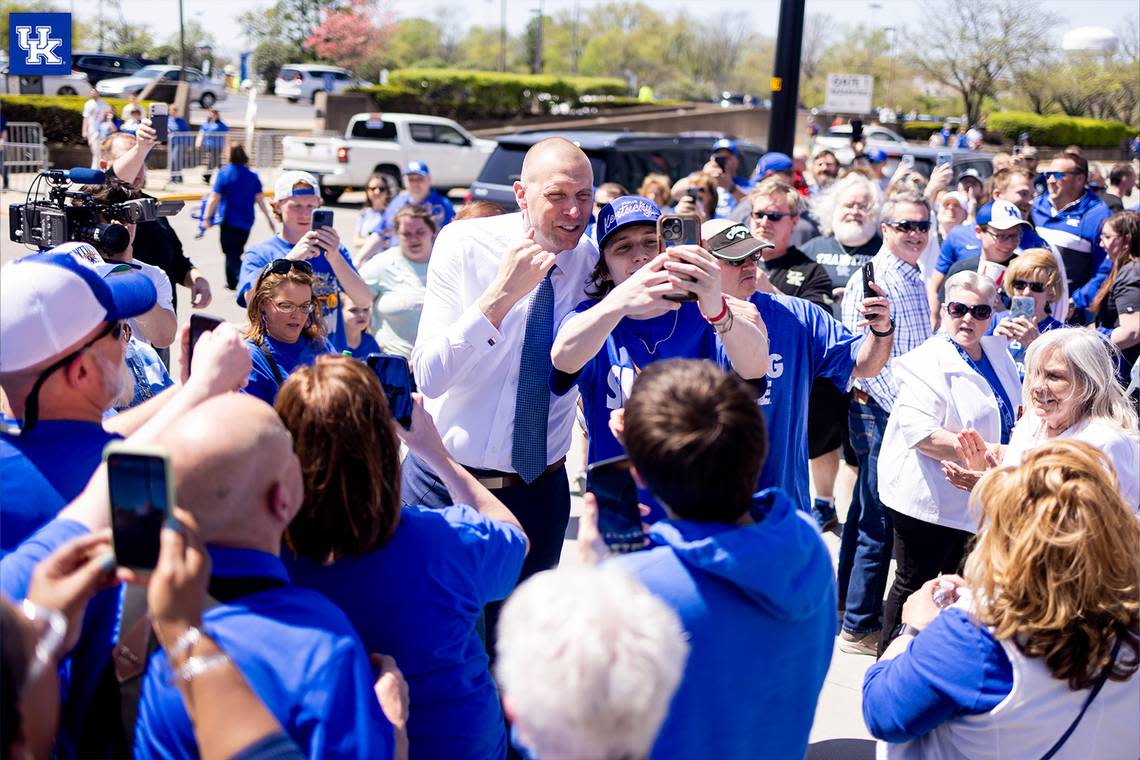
[865,439,1140,759]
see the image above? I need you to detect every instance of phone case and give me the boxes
[103,442,175,570]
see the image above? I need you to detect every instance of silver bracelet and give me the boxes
[167,626,201,662]
[174,653,232,684]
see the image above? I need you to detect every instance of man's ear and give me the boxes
[512,181,527,212]
[265,480,297,525]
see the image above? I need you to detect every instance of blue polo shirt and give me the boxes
[212,163,264,231]
[286,504,527,760]
[135,546,395,760]
[1030,189,1111,292]
[0,419,119,552]
[236,236,360,349]
[551,301,727,465]
[749,293,861,512]
[243,335,334,405]
[378,190,455,246]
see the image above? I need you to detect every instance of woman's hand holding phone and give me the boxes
[394,393,450,466]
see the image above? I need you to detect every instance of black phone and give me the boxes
[148,103,168,143]
[586,455,645,553]
[187,314,224,373]
[862,260,876,299]
[104,443,173,571]
[311,208,334,230]
[366,353,415,429]
[658,214,702,302]
[714,155,727,172]
[685,187,701,205]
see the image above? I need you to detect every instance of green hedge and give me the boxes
[355,69,629,122]
[900,122,942,141]
[0,95,139,144]
[987,112,1133,148]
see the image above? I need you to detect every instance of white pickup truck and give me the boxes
[280,112,497,201]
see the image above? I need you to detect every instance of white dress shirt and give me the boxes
[878,335,1022,533]
[412,211,599,471]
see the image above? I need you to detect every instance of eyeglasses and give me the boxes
[1011,279,1046,293]
[272,300,315,315]
[1045,170,1082,180]
[21,599,68,687]
[945,301,993,320]
[884,220,931,234]
[725,253,762,267]
[366,185,389,193]
[983,227,1022,244]
[751,210,793,222]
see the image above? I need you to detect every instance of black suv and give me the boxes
[71,53,153,86]
[468,130,765,209]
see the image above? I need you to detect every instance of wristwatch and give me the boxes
[871,318,896,337]
[893,622,923,639]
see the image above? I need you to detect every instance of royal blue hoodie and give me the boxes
[612,488,837,760]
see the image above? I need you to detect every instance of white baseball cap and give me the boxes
[984,199,1030,231]
[0,243,157,373]
[273,170,320,202]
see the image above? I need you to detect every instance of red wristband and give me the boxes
[703,296,729,324]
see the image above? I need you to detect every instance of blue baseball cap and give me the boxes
[867,149,887,163]
[711,138,738,156]
[755,151,793,178]
[403,160,430,176]
[0,244,157,372]
[597,195,662,251]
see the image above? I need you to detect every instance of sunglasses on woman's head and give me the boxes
[884,220,931,234]
[255,258,314,290]
[1011,279,1045,293]
[945,301,993,320]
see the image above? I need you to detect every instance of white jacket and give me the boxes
[878,335,1022,532]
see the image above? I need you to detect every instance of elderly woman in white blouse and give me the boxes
[875,270,1022,657]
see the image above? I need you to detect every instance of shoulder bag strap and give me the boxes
[1039,640,1123,760]
[256,339,285,385]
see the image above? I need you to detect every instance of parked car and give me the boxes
[96,65,226,108]
[813,124,909,165]
[71,53,152,86]
[0,65,89,95]
[468,130,765,210]
[280,112,496,202]
[274,64,372,104]
[878,145,995,184]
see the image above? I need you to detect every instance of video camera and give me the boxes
[8,168,184,255]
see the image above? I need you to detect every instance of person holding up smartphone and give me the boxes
[550,196,769,467]
[990,249,1066,377]
[702,138,752,218]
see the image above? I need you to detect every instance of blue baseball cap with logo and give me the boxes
[867,149,888,164]
[711,138,738,157]
[754,152,793,178]
[596,196,661,251]
[403,160,430,177]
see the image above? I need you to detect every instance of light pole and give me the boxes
[499,0,507,73]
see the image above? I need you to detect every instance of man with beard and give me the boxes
[808,148,840,194]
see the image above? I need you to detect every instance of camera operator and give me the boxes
[97,123,213,319]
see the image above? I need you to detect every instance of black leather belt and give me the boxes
[466,458,567,490]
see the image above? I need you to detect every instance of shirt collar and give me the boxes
[207,545,290,582]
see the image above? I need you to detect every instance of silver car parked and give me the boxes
[96,65,227,108]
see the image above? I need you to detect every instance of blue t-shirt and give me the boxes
[551,301,725,465]
[236,236,359,349]
[378,190,455,246]
[212,163,264,230]
[285,504,527,760]
[198,119,229,149]
[135,547,395,760]
[356,207,385,238]
[750,292,862,512]
[345,332,381,360]
[863,607,1013,743]
[0,419,119,552]
[244,335,334,405]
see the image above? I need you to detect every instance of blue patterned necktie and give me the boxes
[511,270,555,483]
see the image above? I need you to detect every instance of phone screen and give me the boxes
[366,353,415,428]
[1009,295,1035,322]
[311,209,334,230]
[586,455,644,553]
[188,314,224,372]
[108,451,171,570]
[862,260,876,299]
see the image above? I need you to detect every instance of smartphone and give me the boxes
[311,209,334,230]
[104,442,174,571]
[714,155,727,172]
[685,187,701,205]
[862,260,876,299]
[936,151,952,168]
[657,214,702,302]
[148,102,168,143]
[366,353,415,429]
[899,154,916,170]
[1009,295,1035,322]
[586,455,645,553]
[187,314,224,373]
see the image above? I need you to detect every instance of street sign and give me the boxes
[824,74,873,114]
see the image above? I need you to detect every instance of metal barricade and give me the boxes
[166,129,291,177]
[2,121,49,175]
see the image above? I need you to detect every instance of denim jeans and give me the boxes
[836,396,893,634]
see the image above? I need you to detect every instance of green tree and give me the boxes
[386,18,444,68]
[456,25,507,71]
[240,0,349,56]
[576,2,672,88]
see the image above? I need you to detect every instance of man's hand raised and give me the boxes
[478,228,556,329]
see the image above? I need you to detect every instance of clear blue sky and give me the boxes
[76,0,1138,58]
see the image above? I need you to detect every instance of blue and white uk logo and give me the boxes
[8,13,72,76]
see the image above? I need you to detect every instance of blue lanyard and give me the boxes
[944,336,1015,444]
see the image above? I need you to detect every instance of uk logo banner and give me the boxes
[8,13,72,75]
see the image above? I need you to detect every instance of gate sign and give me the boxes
[824,74,873,114]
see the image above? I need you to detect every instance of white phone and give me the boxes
[1009,295,1035,323]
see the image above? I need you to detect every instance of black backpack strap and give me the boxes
[256,339,285,385]
[1039,639,1123,760]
